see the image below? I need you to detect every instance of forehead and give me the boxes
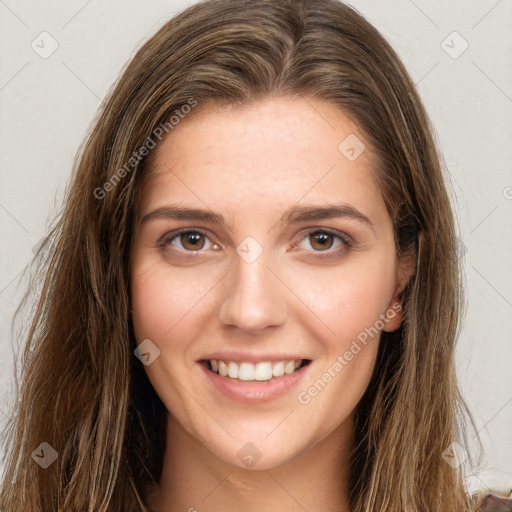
[140,96,386,224]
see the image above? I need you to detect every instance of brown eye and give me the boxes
[160,230,216,253]
[295,229,352,260]
[179,232,206,251]
[309,232,334,251]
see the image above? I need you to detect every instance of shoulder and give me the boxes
[472,490,512,511]
[466,469,512,512]
[467,472,512,511]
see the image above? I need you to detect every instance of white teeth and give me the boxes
[208,359,304,381]
[227,362,239,379]
[255,362,273,381]
[272,361,285,377]
[218,360,228,377]
[284,361,295,374]
[239,362,255,381]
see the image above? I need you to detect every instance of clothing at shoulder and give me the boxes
[467,470,512,511]
[473,490,512,511]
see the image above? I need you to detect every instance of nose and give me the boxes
[217,249,288,332]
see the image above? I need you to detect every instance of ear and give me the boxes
[382,248,416,333]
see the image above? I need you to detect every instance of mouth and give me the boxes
[199,357,313,404]
[200,358,312,383]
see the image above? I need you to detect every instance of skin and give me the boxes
[130,96,413,512]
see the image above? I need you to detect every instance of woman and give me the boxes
[1,0,504,510]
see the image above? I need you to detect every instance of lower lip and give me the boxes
[199,362,311,404]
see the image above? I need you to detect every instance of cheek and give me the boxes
[130,261,215,408]
[293,264,390,423]
[130,260,217,343]
[289,253,396,345]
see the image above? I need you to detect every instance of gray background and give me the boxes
[1,0,511,494]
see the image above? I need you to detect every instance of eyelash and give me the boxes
[158,228,353,260]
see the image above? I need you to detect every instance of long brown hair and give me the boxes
[1,0,484,510]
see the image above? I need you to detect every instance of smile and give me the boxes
[205,359,311,382]
[200,358,313,404]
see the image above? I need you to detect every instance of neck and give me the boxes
[147,414,354,512]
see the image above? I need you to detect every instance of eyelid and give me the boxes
[292,227,353,255]
[297,227,352,244]
[158,227,220,252]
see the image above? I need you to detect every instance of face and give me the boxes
[130,96,408,470]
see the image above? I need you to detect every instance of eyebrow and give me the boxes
[141,202,375,233]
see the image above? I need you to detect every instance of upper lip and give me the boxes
[198,352,311,364]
